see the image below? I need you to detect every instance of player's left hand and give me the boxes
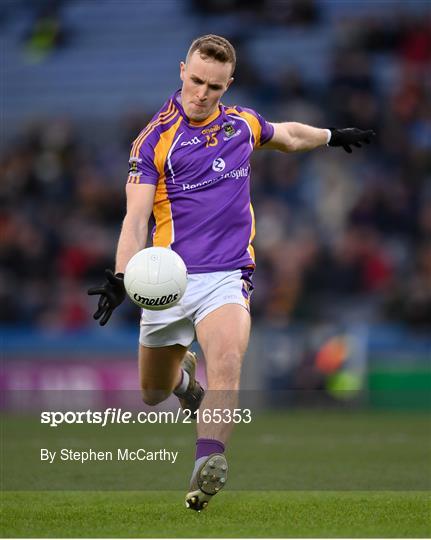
[328,128,376,153]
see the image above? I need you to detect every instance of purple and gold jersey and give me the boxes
[127,90,274,274]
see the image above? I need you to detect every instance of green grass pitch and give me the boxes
[2,490,430,537]
[2,409,430,537]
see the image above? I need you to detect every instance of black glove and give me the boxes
[328,128,376,153]
[87,269,126,326]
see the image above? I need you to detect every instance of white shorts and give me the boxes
[139,269,253,348]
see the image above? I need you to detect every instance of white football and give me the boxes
[124,247,187,310]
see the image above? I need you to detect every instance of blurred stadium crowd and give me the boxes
[1,0,430,331]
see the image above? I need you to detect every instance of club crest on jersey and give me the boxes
[128,157,142,177]
[222,121,241,141]
[223,122,236,138]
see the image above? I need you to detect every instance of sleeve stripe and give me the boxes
[130,101,175,157]
[237,111,262,146]
[127,175,158,184]
[133,110,179,160]
[127,111,180,184]
[131,100,174,154]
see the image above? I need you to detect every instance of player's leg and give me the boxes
[138,344,187,405]
[139,343,205,412]
[185,303,250,510]
[195,303,250,441]
[138,289,205,411]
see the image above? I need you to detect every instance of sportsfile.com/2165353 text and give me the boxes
[40,408,252,427]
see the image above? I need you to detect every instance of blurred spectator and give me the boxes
[384,242,431,329]
[23,0,68,62]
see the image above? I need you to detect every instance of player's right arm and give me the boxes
[115,183,156,274]
[88,183,156,326]
[88,108,162,326]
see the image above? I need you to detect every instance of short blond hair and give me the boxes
[186,34,236,76]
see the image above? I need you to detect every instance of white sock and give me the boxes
[175,368,189,395]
